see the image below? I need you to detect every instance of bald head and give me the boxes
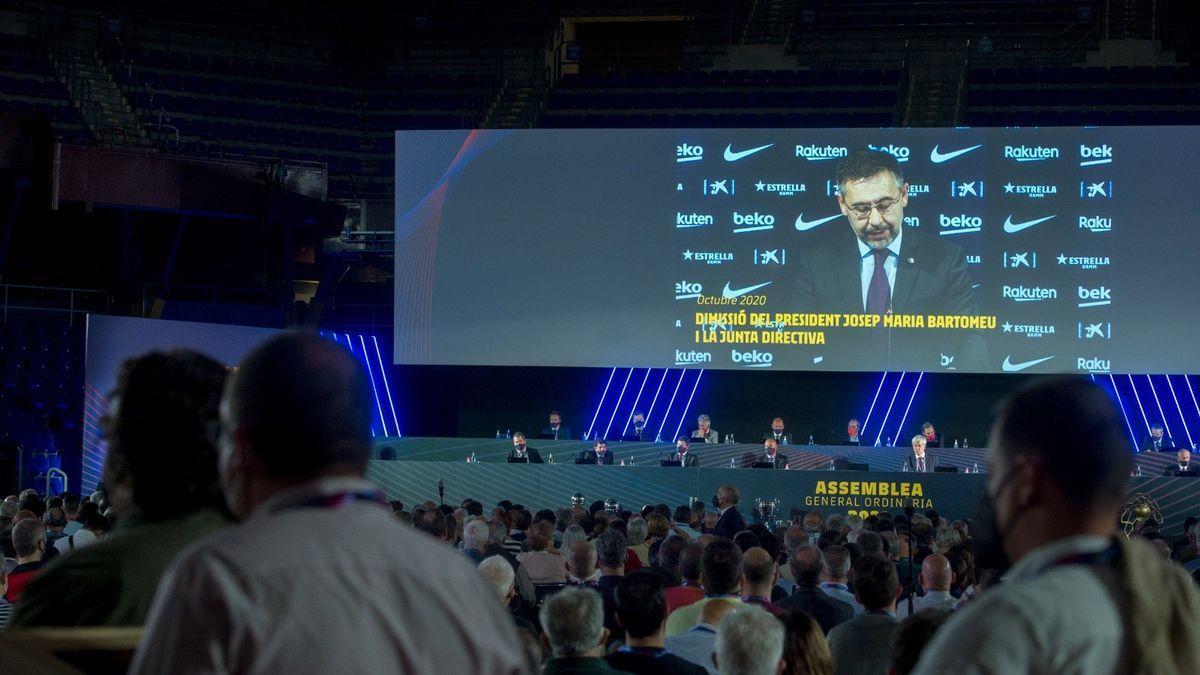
[920,553,952,592]
[741,546,777,595]
[790,545,824,587]
[699,598,737,627]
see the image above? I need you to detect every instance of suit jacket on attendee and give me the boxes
[713,507,747,540]
[606,650,709,675]
[540,426,573,441]
[754,452,789,469]
[764,432,790,445]
[506,448,544,463]
[1163,464,1194,476]
[1141,436,1176,452]
[777,586,855,634]
[827,611,899,675]
[791,225,988,371]
[902,453,938,472]
[579,450,615,465]
[691,429,719,444]
[671,451,700,467]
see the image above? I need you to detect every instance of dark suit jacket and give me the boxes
[902,453,938,472]
[580,450,615,465]
[827,612,899,675]
[792,225,988,371]
[752,452,789,469]
[1164,464,1194,476]
[777,585,855,634]
[506,448,544,463]
[922,435,942,448]
[606,651,708,675]
[764,432,790,445]
[842,436,864,446]
[1141,436,1176,452]
[671,452,700,467]
[713,507,747,539]
[540,426,572,441]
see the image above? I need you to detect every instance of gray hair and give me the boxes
[697,414,711,425]
[934,526,962,554]
[596,528,627,568]
[822,545,851,580]
[463,518,490,550]
[477,555,515,602]
[626,517,648,546]
[540,587,605,657]
[12,518,44,557]
[912,434,927,446]
[845,514,864,531]
[825,514,846,532]
[487,520,508,547]
[715,606,785,675]
[560,524,587,558]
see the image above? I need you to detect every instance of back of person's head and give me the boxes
[992,377,1131,513]
[540,587,605,658]
[17,495,44,519]
[741,547,775,588]
[920,554,953,591]
[527,520,554,552]
[615,570,667,639]
[702,538,744,595]
[103,350,228,521]
[733,530,761,553]
[790,545,824,587]
[674,505,692,524]
[817,529,843,550]
[225,333,372,481]
[13,518,45,558]
[933,526,961,554]
[911,523,934,548]
[889,609,951,675]
[417,509,449,541]
[679,541,704,582]
[477,555,516,603]
[596,528,627,569]
[852,554,900,611]
[716,607,785,675]
[626,517,648,546]
[781,609,833,675]
[822,545,851,580]
[463,518,490,551]
[561,524,587,555]
[658,534,688,570]
[944,542,976,590]
[509,508,532,532]
[534,508,556,526]
[567,540,596,579]
[857,530,884,555]
[43,507,67,529]
[62,492,81,516]
[85,513,111,535]
[487,520,508,547]
[645,514,669,540]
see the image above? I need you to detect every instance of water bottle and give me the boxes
[954,439,960,449]
[547,453,554,464]
[973,461,980,474]
[1135,464,1143,477]
[964,437,969,448]
[902,461,910,472]
[874,437,881,447]
[808,435,814,445]
[886,436,892,447]
[728,458,736,468]
[628,456,635,466]
[495,430,502,439]
[828,459,836,471]
[655,432,662,443]
[729,434,736,444]
[505,429,511,439]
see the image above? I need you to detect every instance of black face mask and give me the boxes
[712,494,721,509]
[971,468,1021,574]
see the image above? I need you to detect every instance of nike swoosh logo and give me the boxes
[724,143,774,162]
[1002,355,1055,372]
[794,213,841,231]
[722,281,772,298]
[929,144,983,163]
[1003,214,1056,233]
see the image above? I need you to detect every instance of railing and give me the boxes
[1,284,111,325]
[46,468,68,497]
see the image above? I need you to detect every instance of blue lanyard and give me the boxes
[616,646,669,658]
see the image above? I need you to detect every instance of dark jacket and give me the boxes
[579,450,616,465]
[713,507,747,540]
[902,453,938,472]
[541,426,573,441]
[777,585,855,634]
[506,447,544,463]
[671,451,700,467]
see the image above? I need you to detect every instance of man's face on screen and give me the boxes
[1151,427,1163,439]
[839,172,907,250]
[549,414,561,428]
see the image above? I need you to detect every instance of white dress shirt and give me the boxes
[131,477,527,675]
[898,589,957,617]
[857,228,903,311]
[913,535,1126,675]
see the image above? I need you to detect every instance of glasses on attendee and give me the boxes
[847,193,903,220]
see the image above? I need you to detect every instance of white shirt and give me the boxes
[857,227,903,311]
[913,535,1126,675]
[53,529,98,555]
[898,589,957,617]
[131,477,527,675]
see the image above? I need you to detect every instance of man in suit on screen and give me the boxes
[1163,449,1193,475]
[902,435,939,472]
[507,432,543,463]
[791,150,987,371]
[1141,423,1176,452]
[579,439,615,465]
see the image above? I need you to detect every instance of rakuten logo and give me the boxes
[1079,216,1112,233]
[676,212,713,228]
[1002,285,1057,302]
[1004,145,1059,162]
[731,349,774,368]
[675,350,712,366]
[795,144,848,161]
[1078,357,1112,372]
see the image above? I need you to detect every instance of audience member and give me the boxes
[898,554,955,617]
[5,518,46,603]
[517,520,568,584]
[541,587,632,675]
[740,547,785,617]
[888,610,950,675]
[818,545,862,614]
[916,378,1200,673]
[827,555,901,675]
[781,609,833,675]
[43,507,67,546]
[606,570,708,675]
[596,528,629,635]
[504,508,532,555]
[778,545,854,634]
[51,512,110,556]
[712,486,747,540]
[131,333,527,673]
[653,535,688,588]
[714,606,785,675]
[0,563,9,630]
[61,493,83,536]
[485,519,538,610]
[477,555,538,635]
[626,517,650,570]
[665,599,737,675]
[666,541,706,614]
[665,539,745,636]
[462,518,491,564]
[567,540,599,587]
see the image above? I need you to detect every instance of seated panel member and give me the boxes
[1164,449,1194,475]
[902,435,938,472]
[507,432,543,463]
[630,411,652,442]
[671,437,700,467]
[921,422,942,448]
[844,418,863,446]
[579,439,615,465]
[540,410,572,441]
[757,437,789,469]
[765,417,789,445]
[1140,423,1176,452]
[691,414,719,444]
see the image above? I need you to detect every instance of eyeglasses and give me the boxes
[846,193,903,220]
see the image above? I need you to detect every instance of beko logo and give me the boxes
[1004,145,1059,162]
[938,214,982,235]
[1002,322,1056,338]
[683,250,733,265]
[675,350,712,366]
[676,143,703,163]
[675,281,702,300]
[1079,144,1113,166]
[733,212,775,233]
[1077,286,1112,308]
[1079,216,1112,233]
[795,144,849,161]
[1002,285,1057,302]
[1003,182,1057,198]
[868,144,910,162]
[1057,254,1110,270]
[732,349,774,367]
[1078,357,1112,372]
[676,212,714,228]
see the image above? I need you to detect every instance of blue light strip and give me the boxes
[1126,374,1152,434]
[873,372,906,447]
[1185,376,1200,442]
[1104,374,1139,449]
[672,369,705,443]
[892,372,924,446]
[642,369,670,434]
[1165,375,1194,448]
[358,335,390,437]
[656,370,688,440]
[371,336,401,436]
[1145,374,1174,439]
[339,334,375,438]
[603,369,635,440]
[859,372,889,439]
[586,368,618,440]
[621,369,653,436]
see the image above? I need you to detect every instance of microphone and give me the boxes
[438,479,445,506]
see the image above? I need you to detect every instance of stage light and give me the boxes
[1145,374,1173,439]
[642,369,670,434]
[1101,374,1139,449]
[343,334,378,438]
[672,370,705,444]
[656,370,688,441]
[603,369,635,440]
[359,334,390,437]
[892,372,925,446]
[621,369,653,436]
[586,368,618,440]
[371,336,401,436]
[859,372,889,439]
[1126,374,1152,434]
[1164,375,1194,448]
[874,372,907,446]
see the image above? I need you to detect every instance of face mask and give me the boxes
[712,494,721,509]
[971,467,1021,573]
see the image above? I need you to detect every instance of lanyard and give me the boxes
[616,646,668,658]
[1040,539,1121,575]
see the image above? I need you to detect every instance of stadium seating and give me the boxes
[0,33,88,142]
